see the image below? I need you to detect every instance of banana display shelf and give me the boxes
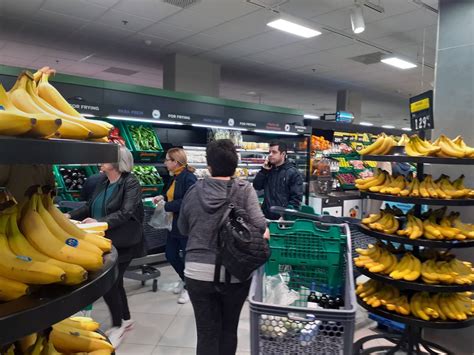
[353,151,474,355]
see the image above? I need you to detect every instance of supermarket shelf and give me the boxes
[0,248,118,346]
[0,136,119,164]
[304,119,415,136]
[356,224,474,248]
[355,266,474,292]
[357,296,474,329]
[361,154,474,165]
[360,191,474,206]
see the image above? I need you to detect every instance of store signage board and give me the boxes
[409,90,434,130]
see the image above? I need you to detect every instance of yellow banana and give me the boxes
[435,134,466,158]
[0,274,30,301]
[57,317,100,332]
[52,323,106,340]
[359,134,387,155]
[357,172,387,190]
[0,110,37,136]
[49,329,114,353]
[18,333,37,353]
[403,254,421,281]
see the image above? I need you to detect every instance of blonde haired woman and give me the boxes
[153,147,197,303]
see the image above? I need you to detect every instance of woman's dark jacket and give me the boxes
[70,172,144,263]
[163,169,197,238]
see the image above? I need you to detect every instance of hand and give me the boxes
[64,213,71,219]
[263,228,270,240]
[153,195,164,204]
[263,158,272,170]
[82,218,98,224]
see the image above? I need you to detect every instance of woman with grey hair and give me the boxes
[68,146,144,348]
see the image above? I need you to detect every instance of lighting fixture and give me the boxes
[107,116,183,125]
[191,124,247,131]
[253,129,298,136]
[81,113,96,117]
[402,127,412,131]
[382,125,395,129]
[381,57,417,69]
[350,4,365,34]
[304,114,320,119]
[267,14,321,38]
[359,122,374,126]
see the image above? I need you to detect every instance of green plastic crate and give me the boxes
[122,123,164,163]
[284,204,317,221]
[141,183,164,197]
[54,165,98,192]
[266,219,346,295]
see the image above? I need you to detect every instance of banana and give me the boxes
[438,177,469,198]
[20,196,104,271]
[359,134,387,155]
[419,178,430,198]
[404,139,424,156]
[0,274,30,301]
[451,175,472,196]
[37,72,111,138]
[357,172,387,190]
[399,178,414,197]
[409,177,421,197]
[374,135,395,155]
[57,317,100,332]
[403,254,421,281]
[40,338,62,355]
[453,136,474,157]
[35,194,103,256]
[0,110,37,136]
[383,216,400,235]
[422,218,442,239]
[30,334,45,355]
[43,194,111,252]
[390,254,412,280]
[0,214,66,284]
[413,135,441,155]
[7,210,88,285]
[18,333,37,353]
[49,329,114,353]
[411,292,430,321]
[52,324,106,340]
[434,134,466,158]
[76,222,109,232]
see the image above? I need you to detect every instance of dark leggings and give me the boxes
[185,277,251,355]
[103,261,131,327]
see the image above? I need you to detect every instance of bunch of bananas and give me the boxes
[361,210,400,235]
[356,280,410,315]
[356,172,474,199]
[404,134,441,156]
[358,133,396,156]
[354,243,398,274]
[0,189,111,302]
[10,316,113,354]
[396,214,424,239]
[0,67,112,140]
[422,256,474,285]
[399,133,474,158]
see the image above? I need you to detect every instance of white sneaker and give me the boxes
[107,326,127,349]
[173,280,185,294]
[122,319,135,331]
[178,289,190,304]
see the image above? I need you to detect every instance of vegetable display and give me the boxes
[132,166,163,185]
[59,167,88,191]
[128,125,160,151]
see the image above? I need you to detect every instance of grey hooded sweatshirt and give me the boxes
[178,177,266,282]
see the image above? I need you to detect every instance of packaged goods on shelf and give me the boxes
[208,129,242,146]
[240,141,269,151]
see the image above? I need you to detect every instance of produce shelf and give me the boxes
[356,223,474,248]
[0,136,119,164]
[355,266,474,292]
[360,191,474,206]
[0,248,118,346]
[360,154,474,165]
[357,296,474,329]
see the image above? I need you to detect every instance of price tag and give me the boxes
[409,90,434,130]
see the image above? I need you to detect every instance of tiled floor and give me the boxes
[90,265,386,355]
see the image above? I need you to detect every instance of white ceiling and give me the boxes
[0,0,439,126]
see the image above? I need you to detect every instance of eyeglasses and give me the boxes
[165,158,174,162]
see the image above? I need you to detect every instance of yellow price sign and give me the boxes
[410,98,430,113]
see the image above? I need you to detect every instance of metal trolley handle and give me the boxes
[269,206,359,225]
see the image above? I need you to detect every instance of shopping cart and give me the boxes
[249,207,356,355]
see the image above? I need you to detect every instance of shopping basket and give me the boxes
[249,209,356,355]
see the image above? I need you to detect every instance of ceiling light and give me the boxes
[350,5,365,34]
[304,114,320,119]
[253,129,298,136]
[267,14,321,38]
[359,122,374,126]
[80,113,95,117]
[191,124,247,131]
[402,127,412,131]
[107,116,183,125]
[382,125,395,129]
[381,57,417,69]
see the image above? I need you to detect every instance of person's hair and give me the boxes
[112,146,134,173]
[206,139,238,177]
[167,147,196,173]
[270,141,288,154]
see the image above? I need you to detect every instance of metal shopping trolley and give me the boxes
[249,207,357,355]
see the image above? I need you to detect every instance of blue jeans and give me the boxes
[165,235,187,281]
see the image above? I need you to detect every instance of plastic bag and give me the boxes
[264,273,300,306]
[148,200,173,231]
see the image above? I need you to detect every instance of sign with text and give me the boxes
[409,90,434,130]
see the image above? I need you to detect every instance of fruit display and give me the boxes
[356,171,474,199]
[132,166,163,185]
[335,173,356,186]
[356,279,474,321]
[127,125,161,151]
[241,141,269,151]
[58,166,89,191]
[311,135,330,151]
[362,207,474,241]
[108,126,126,146]
[358,133,397,155]
[0,67,111,140]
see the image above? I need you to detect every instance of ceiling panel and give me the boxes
[84,0,120,6]
[361,0,421,23]
[243,41,318,63]
[32,9,89,31]
[65,62,110,75]
[128,33,172,51]
[312,7,352,30]
[76,23,135,41]
[0,54,34,69]
[112,0,182,21]
[0,41,46,62]
[42,0,108,21]
[303,32,355,52]
[179,33,234,51]
[0,0,44,18]
[96,9,155,32]
[142,22,195,42]
[30,55,77,71]
[162,42,203,56]
[280,0,345,18]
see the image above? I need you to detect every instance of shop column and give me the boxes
[336,89,362,121]
[163,53,221,97]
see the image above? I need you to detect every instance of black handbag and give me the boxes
[214,181,271,285]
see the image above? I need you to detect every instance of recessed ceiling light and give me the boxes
[382,125,395,129]
[381,57,417,69]
[359,122,374,126]
[304,114,320,119]
[402,127,412,131]
[267,14,321,38]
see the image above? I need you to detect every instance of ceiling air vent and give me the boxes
[348,51,385,65]
[163,0,201,9]
[103,67,138,76]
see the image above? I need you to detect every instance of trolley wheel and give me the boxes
[141,280,146,286]
[152,279,158,292]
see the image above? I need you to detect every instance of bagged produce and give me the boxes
[148,201,172,231]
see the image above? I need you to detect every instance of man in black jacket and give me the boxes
[253,141,304,220]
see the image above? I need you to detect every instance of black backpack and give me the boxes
[214,180,271,285]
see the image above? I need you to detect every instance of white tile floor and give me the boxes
[90,265,388,355]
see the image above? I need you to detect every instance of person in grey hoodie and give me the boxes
[178,139,267,355]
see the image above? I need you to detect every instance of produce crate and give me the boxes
[132,166,165,197]
[266,219,347,296]
[249,224,355,355]
[122,123,164,162]
[54,165,99,198]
